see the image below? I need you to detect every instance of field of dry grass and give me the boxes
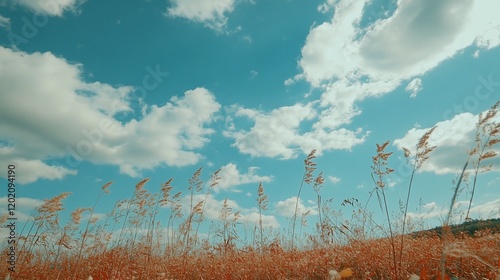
[2,229,499,279]
[2,102,500,279]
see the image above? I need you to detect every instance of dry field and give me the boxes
[2,102,500,280]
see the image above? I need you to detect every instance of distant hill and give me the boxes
[412,218,500,237]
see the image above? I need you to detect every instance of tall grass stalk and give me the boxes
[399,127,436,270]
[110,178,149,275]
[312,172,327,244]
[371,141,398,279]
[440,161,468,280]
[291,150,316,250]
[72,182,111,278]
[194,169,221,247]
[145,178,173,277]
[256,182,269,254]
[464,101,500,222]
[181,168,203,255]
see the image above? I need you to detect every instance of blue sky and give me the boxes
[1,0,500,242]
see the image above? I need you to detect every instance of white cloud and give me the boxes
[238,212,279,228]
[300,0,366,87]
[216,163,273,192]
[317,0,336,14]
[294,0,500,136]
[0,197,44,222]
[405,78,423,98]
[1,204,38,241]
[408,199,500,224]
[275,196,318,217]
[328,176,341,184]
[394,111,500,175]
[423,202,437,210]
[0,14,10,29]
[13,0,85,16]
[242,35,252,43]
[467,199,500,218]
[0,47,220,183]
[224,104,316,159]
[359,0,474,77]
[166,0,235,32]
[224,103,368,159]
[250,70,258,79]
[8,159,77,184]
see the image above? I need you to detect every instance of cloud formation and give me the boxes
[290,0,500,153]
[302,0,500,86]
[216,163,273,192]
[0,47,220,183]
[166,0,235,32]
[405,78,423,98]
[394,110,500,175]
[224,103,368,159]
[408,199,500,224]
[223,0,500,160]
[13,0,86,16]
[275,196,318,217]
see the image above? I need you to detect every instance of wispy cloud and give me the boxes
[405,78,423,98]
[327,175,341,184]
[13,0,86,16]
[166,0,236,33]
[0,15,10,29]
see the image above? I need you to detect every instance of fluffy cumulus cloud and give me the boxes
[0,47,220,183]
[224,104,316,159]
[216,163,273,192]
[13,0,86,16]
[275,196,318,217]
[394,110,500,175]
[166,0,235,32]
[224,103,368,159]
[288,0,500,147]
[302,0,500,86]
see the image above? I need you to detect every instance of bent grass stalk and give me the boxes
[465,101,500,222]
[399,126,437,272]
[371,141,398,279]
[73,182,111,278]
[291,150,316,250]
[256,182,269,254]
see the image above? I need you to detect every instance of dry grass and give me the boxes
[3,101,500,279]
[2,231,499,279]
